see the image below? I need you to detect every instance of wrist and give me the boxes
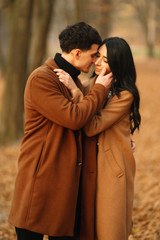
[71,87,78,93]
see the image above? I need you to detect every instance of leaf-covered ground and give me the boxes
[0,58,160,239]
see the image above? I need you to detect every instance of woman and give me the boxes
[55,37,141,240]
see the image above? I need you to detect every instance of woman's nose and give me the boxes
[95,57,101,65]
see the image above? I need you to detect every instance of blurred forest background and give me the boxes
[0,0,160,239]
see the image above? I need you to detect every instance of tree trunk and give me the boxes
[0,0,33,144]
[0,7,9,77]
[75,0,85,22]
[83,0,112,39]
[147,0,156,57]
[98,0,113,39]
[29,0,54,74]
[132,0,156,57]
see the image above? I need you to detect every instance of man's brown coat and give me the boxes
[8,58,108,236]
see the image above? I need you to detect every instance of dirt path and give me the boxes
[0,58,160,239]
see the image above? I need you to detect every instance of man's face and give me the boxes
[76,44,99,73]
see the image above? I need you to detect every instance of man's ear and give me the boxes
[71,49,82,59]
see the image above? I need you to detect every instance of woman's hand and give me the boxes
[54,69,78,91]
[95,68,113,90]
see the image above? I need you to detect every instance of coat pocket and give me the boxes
[104,149,124,178]
[34,141,46,177]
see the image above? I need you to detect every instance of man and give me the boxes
[8,22,112,240]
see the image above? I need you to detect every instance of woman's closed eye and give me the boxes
[103,58,108,63]
[96,52,108,63]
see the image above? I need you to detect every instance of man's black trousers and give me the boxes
[15,227,75,240]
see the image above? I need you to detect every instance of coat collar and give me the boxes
[45,57,59,70]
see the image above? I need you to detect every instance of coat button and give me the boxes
[76,161,82,167]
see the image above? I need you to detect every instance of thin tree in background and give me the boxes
[75,0,86,21]
[0,10,8,78]
[85,0,113,39]
[133,0,157,57]
[124,0,159,57]
[98,0,113,39]
[29,0,54,73]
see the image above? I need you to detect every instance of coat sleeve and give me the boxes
[29,73,109,130]
[84,91,134,136]
[71,77,96,102]
[71,88,84,103]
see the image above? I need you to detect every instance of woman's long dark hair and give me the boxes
[99,37,141,134]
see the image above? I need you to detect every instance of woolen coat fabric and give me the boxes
[84,91,135,240]
[72,87,135,240]
[8,57,108,237]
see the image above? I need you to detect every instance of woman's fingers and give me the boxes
[54,71,70,88]
[53,68,76,90]
[54,69,64,73]
[99,67,106,76]
[54,69,65,77]
[59,78,64,83]
[54,69,69,77]
[54,71,67,80]
[54,69,70,80]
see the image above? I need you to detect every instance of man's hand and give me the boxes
[95,68,113,90]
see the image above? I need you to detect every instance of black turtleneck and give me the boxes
[54,53,80,81]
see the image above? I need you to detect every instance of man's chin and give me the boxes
[82,69,89,73]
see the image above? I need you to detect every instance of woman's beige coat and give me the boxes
[72,85,135,240]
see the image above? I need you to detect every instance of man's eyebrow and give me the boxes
[91,52,98,56]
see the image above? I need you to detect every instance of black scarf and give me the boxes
[54,53,80,81]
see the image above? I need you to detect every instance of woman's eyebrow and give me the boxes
[97,51,108,60]
[98,51,108,59]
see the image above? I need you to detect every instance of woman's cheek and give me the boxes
[106,66,111,74]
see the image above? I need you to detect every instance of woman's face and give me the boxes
[95,44,111,76]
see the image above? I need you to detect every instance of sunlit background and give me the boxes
[0,0,160,239]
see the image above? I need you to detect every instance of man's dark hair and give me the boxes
[59,22,102,53]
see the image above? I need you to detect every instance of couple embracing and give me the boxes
[8,22,141,240]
